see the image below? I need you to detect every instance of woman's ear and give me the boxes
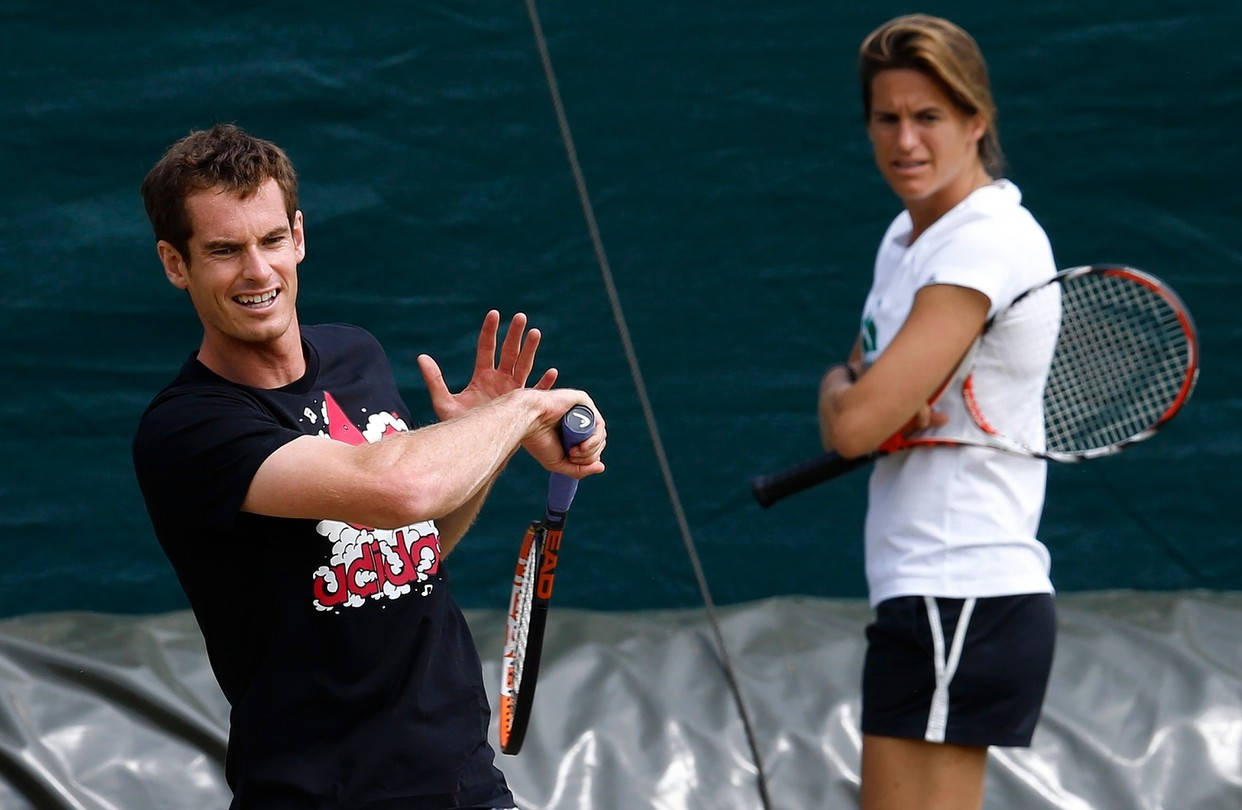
[970,115,987,146]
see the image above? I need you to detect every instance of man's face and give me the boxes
[160,178,305,351]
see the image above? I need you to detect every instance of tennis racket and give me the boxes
[499,403,596,755]
[751,264,1199,508]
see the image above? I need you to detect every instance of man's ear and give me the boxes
[292,210,306,263]
[156,241,190,290]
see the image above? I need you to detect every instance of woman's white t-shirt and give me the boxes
[859,180,1058,606]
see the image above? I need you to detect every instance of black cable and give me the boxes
[521,2,774,807]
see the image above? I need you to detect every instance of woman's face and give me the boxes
[867,68,987,218]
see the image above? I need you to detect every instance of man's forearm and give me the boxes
[434,449,516,556]
[244,387,595,531]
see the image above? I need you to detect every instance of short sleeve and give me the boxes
[133,386,302,532]
[920,228,1019,317]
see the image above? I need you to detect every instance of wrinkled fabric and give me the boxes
[0,593,1238,809]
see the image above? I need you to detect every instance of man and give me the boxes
[132,123,606,810]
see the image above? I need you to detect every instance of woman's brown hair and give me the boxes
[859,14,1005,177]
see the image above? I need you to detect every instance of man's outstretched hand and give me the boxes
[418,310,558,422]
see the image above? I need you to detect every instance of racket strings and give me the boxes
[504,527,542,706]
[510,540,538,693]
[1044,272,1191,454]
[968,283,1061,451]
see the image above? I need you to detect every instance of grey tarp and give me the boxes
[0,592,1239,809]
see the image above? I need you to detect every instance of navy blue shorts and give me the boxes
[861,593,1056,747]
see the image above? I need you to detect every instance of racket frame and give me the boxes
[497,405,594,755]
[499,516,564,754]
[752,264,1199,506]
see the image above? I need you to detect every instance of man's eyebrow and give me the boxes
[201,227,289,251]
[201,238,242,251]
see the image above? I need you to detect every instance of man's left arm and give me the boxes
[434,451,513,556]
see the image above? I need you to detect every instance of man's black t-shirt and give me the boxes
[133,324,513,810]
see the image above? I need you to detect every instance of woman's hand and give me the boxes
[821,284,988,457]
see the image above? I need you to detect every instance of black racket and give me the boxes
[752,264,1199,508]
[499,404,596,755]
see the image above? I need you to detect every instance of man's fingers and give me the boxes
[474,310,501,372]
[417,354,449,401]
[564,411,605,460]
[576,424,606,459]
[533,368,558,390]
[496,312,527,374]
[513,327,542,384]
[564,460,606,478]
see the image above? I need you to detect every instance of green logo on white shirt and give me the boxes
[861,316,877,354]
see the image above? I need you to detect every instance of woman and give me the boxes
[817,15,1058,810]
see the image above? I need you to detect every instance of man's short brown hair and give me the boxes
[140,123,299,262]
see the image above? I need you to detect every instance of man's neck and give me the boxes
[196,324,307,389]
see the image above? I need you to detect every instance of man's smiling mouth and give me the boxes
[236,290,279,307]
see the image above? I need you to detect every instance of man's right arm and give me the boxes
[242,387,605,530]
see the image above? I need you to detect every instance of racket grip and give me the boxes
[750,451,872,508]
[547,405,596,514]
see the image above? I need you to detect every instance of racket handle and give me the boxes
[750,451,873,508]
[547,404,596,514]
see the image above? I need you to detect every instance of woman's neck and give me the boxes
[906,166,994,243]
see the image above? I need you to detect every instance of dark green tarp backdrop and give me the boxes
[2,1,1238,617]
